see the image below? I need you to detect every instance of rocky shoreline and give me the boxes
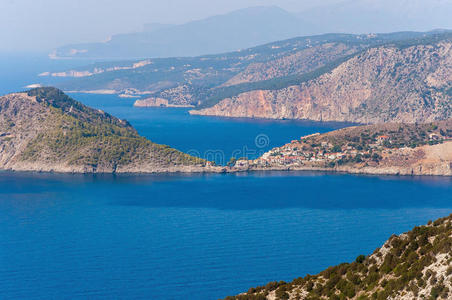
[3,157,452,177]
[134,97,194,108]
[2,88,451,177]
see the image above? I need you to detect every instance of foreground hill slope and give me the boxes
[226,214,452,300]
[236,119,452,176]
[191,34,452,124]
[0,88,209,173]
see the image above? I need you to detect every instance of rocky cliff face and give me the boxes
[0,88,210,174]
[192,40,452,124]
[53,32,439,106]
[134,97,194,108]
[222,43,359,86]
[226,214,452,300]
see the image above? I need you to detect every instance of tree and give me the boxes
[356,255,366,264]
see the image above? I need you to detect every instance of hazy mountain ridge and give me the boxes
[0,88,209,173]
[51,6,319,59]
[191,34,452,124]
[50,2,452,60]
[299,0,452,34]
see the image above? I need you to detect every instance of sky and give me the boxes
[1,0,451,53]
[0,0,342,52]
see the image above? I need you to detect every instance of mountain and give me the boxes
[298,0,452,34]
[0,87,210,173]
[51,6,318,59]
[225,214,452,299]
[47,31,435,102]
[191,33,452,124]
[142,23,174,33]
[239,119,452,177]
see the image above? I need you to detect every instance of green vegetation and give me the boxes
[224,214,452,300]
[197,52,360,109]
[311,121,451,151]
[197,32,452,109]
[54,31,451,110]
[21,87,204,169]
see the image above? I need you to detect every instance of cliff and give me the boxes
[0,88,212,174]
[191,36,452,124]
[52,32,436,105]
[225,214,452,300]
[134,97,194,108]
[221,42,361,86]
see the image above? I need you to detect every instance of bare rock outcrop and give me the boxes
[192,40,452,124]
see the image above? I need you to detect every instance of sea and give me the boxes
[0,54,451,299]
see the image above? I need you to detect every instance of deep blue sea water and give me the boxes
[70,93,349,165]
[1,172,451,299]
[0,55,451,299]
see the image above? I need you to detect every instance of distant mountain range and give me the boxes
[51,6,319,59]
[51,2,452,60]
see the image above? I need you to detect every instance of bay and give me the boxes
[0,55,451,300]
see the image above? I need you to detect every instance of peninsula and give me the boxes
[0,87,218,174]
[1,88,451,176]
[232,120,452,176]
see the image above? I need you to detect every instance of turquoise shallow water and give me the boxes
[0,55,451,299]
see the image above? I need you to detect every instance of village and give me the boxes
[234,129,449,170]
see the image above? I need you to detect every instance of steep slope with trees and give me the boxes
[0,88,210,173]
[225,214,452,300]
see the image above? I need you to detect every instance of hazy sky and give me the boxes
[0,0,342,52]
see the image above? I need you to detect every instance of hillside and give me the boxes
[235,119,452,176]
[225,214,452,300]
[191,33,452,124]
[50,6,318,60]
[47,32,435,106]
[0,87,211,173]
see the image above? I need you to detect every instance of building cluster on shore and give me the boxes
[235,130,451,170]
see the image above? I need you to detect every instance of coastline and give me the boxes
[2,162,451,177]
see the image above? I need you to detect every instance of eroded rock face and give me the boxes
[222,43,360,86]
[192,41,452,124]
[134,96,194,108]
